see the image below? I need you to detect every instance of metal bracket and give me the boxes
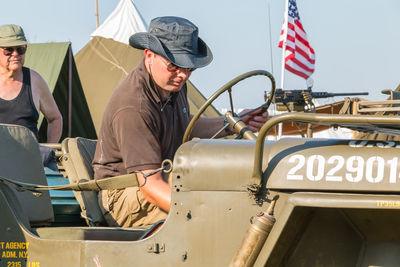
[147,243,165,254]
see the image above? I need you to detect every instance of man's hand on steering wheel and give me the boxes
[239,108,269,133]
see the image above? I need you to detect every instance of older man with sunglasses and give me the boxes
[0,24,62,169]
[93,16,268,228]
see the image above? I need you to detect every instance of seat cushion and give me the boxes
[0,124,54,225]
[61,137,106,226]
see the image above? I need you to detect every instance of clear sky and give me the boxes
[2,0,400,110]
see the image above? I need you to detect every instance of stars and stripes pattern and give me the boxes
[278,0,315,79]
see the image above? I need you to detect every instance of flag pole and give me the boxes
[280,0,289,89]
[278,0,289,138]
[95,0,99,28]
[267,1,278,140]
[267,2,274,75]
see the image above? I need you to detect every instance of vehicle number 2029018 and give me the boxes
[286,154,400,183]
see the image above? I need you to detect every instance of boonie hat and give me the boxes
[129,16,213,69]
[0,24,28,47]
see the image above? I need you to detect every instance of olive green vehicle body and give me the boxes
[2,111,400,266]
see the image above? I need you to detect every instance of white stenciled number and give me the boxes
[388,157,399,183]
[287,154,399,184]
[326,155,344,182]
[307,155,325,181]
[287,154,305,180]
[365,156,384,183]
[346,156,364,182]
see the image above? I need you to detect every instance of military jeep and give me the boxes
[1,71,400,267]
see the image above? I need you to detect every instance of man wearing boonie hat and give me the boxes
[0,24,62,170]
[93,16,268,228]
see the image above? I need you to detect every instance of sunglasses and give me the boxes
[157,55,196,73]
[1,46,27,56]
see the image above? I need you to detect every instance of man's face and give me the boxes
[0,45,26,71]
[145,50,195,94]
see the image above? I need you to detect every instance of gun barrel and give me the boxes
[312,92,369,98]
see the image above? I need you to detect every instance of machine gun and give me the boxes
[273,88,369,112]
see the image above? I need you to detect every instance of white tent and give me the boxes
[90,0,147,44]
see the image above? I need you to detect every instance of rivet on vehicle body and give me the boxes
[182,251,187,261]
[186,210,192,220]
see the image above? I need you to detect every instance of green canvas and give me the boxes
[24,42,97,142]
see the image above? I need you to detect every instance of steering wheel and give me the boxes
[182,70,276,143]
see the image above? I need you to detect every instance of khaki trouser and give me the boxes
[98,186,167,228]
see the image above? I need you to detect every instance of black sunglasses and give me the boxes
[1,46,27,56]
[157,55,196,73]
[167,62,196,73]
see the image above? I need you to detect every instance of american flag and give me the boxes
[278,0,315,79]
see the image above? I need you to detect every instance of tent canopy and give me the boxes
[91,0,147,44]
[24,42,97,142]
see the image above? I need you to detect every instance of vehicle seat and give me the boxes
[0,128,154,241]
[0,123,54,227]
[61,137,106,226]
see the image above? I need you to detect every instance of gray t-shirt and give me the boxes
[93,60,190,180]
